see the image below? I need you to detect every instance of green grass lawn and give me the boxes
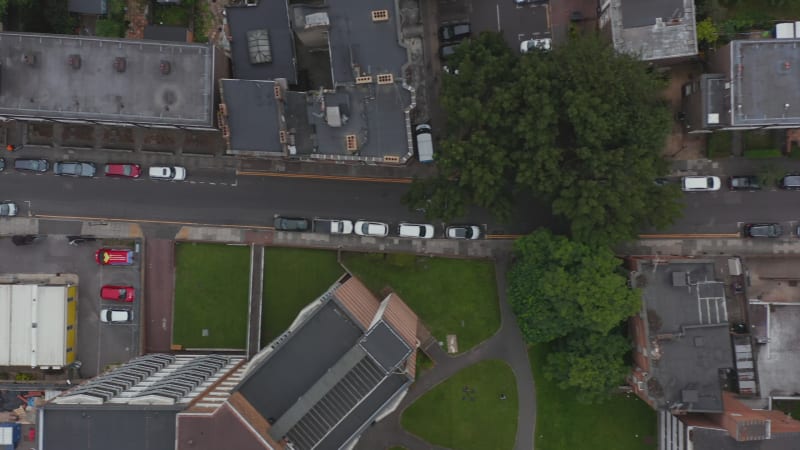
[173,243,251,349]
[402,360,517,450]
[343,253,500,351]
[774,400,800,419]
[261,248,344,346]
[531,345,657,450]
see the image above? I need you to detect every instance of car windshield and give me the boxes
[122,165,132,176]
[118,288,127,297]
[0,205,9,215]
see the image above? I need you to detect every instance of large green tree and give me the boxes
[508,230,641,343]
[407,32,682,245]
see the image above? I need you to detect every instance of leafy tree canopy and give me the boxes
[508,229,641,343]
[408,32,682,245]
[544,330,632,403]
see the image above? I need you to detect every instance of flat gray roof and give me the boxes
[691,428,800,450]
[220,79,283,153]
[0,33,214,127]
[226,0,297,83]
[362,321,411,372]
[754,304,800,398]
[327,0,408,85]
[731,39,800,127]
[637,261,733,413]
[608,0,697,61]
[621,0,684,28]
[68,0,106,14]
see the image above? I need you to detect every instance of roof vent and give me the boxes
[113,57,126,73]
[67,54,81,70]
[346,134,358,152]
[160,60,171,75]
[22,53,36,66]
[377,73,394,84]
[273,84,282,99]
[371,10,389,22]
[279,130,287,144]
[383,155,400,163]
[355,75,373,84]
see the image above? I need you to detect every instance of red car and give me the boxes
[103,163,141,178]
[101,285,135,302]
[95,248,135,265]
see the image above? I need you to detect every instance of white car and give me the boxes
[330,220,354,234]
[398,223,435,239]
[100,308,133,323]
[681,176,721,192]
[520,38,551,53]
[0,201,17,217]
[446,225,481,240]
[354,221,389,237]
[149,166,187,181]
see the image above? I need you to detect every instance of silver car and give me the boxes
[0,201,18,217]
[54,161,97,177]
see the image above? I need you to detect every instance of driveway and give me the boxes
[144,239,175,353]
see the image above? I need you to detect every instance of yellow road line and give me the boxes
[486,234,522,240]
[638,233,741,239]
[237,171,413,184]
[35,214,275,231]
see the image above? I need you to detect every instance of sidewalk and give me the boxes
[670,156,800,178]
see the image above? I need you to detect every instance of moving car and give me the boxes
[354,220,389,237]
[398,223,435,239]
[0,201,17,217]
[95,248,135,265]
[100,308,133,323]
[14,159,49,173]
[438,23,471,42]
[101,285,135,302]
[273,216,310,231]
[446,225,481,239]
[728,175,761,191]
[681,176,721,192]
[149,166,187,181]
[104,163,141,178]
[520,38,552,53]
[53,161,97,177]
[780,174,800,190]
[743,223,783,238]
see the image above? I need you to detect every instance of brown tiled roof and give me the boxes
[404,351,417,378]
[334,276,379,330]
[382,293,419,348]
[176,398,283,450]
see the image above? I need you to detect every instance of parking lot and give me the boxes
[0,235,142,378]
[437,0,550,52]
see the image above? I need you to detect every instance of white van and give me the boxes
[681,176,721,192]
[415,124,434,163]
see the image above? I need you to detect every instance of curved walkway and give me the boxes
[355,252,536,450]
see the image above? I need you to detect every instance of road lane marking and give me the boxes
[34,213,275,230]
[638,233,741,239]
[236,170,413,184]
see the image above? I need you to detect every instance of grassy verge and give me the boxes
[402,360,517,450]
[743,148,782,159]
[343,253,500,352]
[531,345,657,450]
[261,248,343,346]
[173,243,251,349]
[707,131,732,159]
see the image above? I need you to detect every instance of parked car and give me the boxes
[14,159,49,173]
[101,285,135,302]
[54,161,96,177]
[95,248,135,265]
[446,225,481,239]
[520,38,551,53]
[313,219,353,234]
[0,157,5,172]
[780,174,800,190]
[273,216,310,231]
[398,223,435,239]
[438,23,471,42]
[149,166,186,181]
[728,176,761,191]
[100,308,133,323]
[104,163,141,178]
[743,223,783,238]
[439,43,460,60]
[0,201,17,217]
[354,220,389,237]
[681,176,721,192]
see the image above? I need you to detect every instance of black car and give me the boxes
[273,216,310,232]
[14,158,49,173]
[743,223,783,238]
[438,23,471,42]
[439,43,460,60]
[54,161,97,177]
[728,175,761,191]
[780,174,800,190]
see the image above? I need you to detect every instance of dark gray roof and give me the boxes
[731,40,800,127]
[327,0,407,84]
[68,0,106,14]
[0,33,215,128]
[637,261,733,413]
[621,0,684,28]
[361,321,411,372]
[700,74,728,128]
[42,405,180,450]
[220,79,283,153]
[691,428,800,450]
[226,0,297,83]
[143,25,189,42]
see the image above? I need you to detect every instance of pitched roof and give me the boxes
[334,276,379,330]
